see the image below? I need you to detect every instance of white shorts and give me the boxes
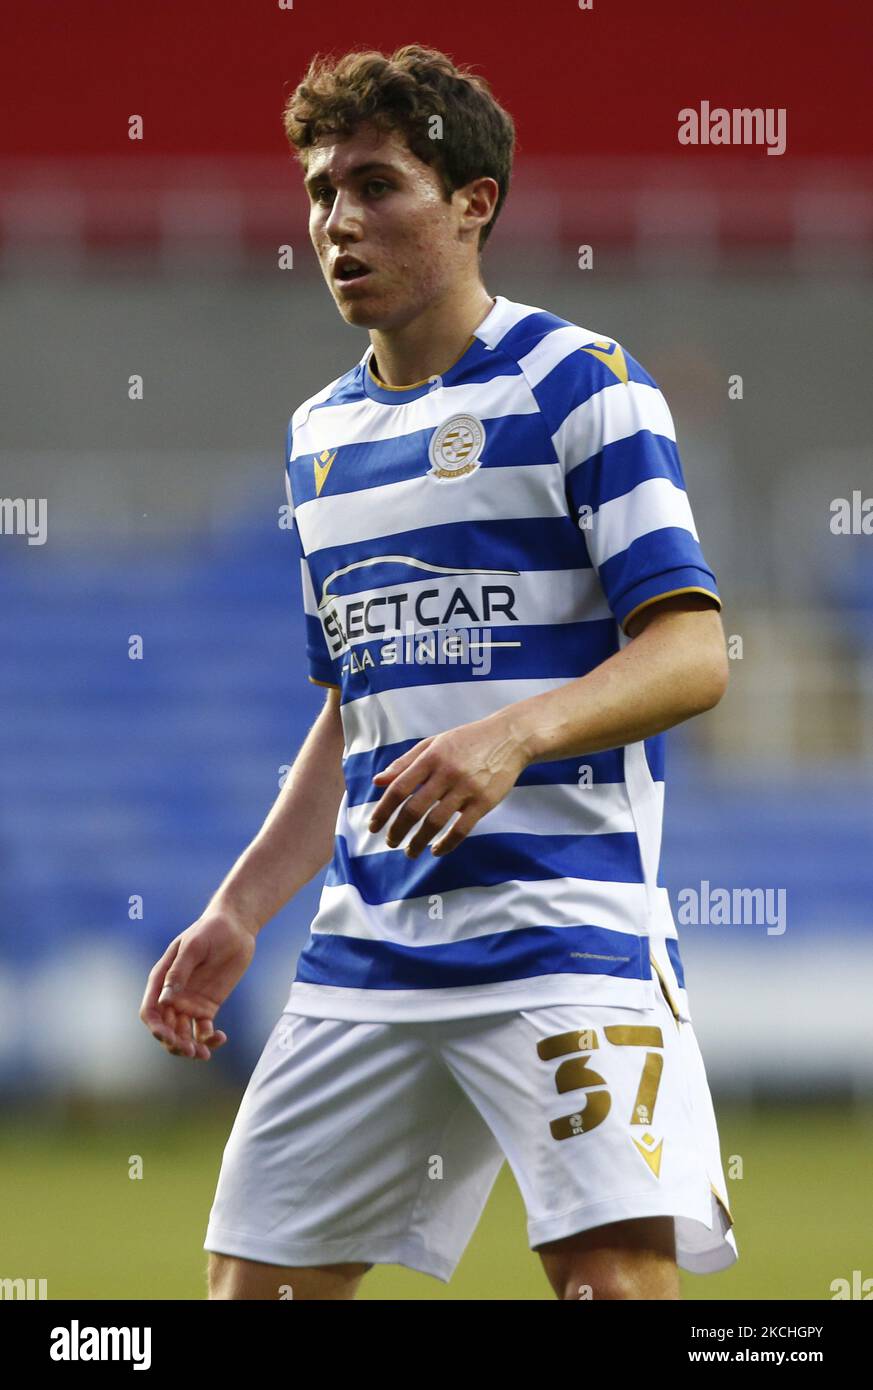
[204,977,737,1283]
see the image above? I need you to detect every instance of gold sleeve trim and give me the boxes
[622,586,722,635]
[308,675,340,690]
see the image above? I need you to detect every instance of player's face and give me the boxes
[305,123,471,330]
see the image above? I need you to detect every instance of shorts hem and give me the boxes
[203,1224,457,1284]
[527,1189,736,1275]
[678,1227,739,1275]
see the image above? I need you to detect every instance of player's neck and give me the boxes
[368,284,495,389]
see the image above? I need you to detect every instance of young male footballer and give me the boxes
[141,44,738,1300]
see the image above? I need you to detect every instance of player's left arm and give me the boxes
[505,586,728,759]
[367,591,727,858]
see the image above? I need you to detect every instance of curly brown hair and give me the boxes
[282,44,516,250]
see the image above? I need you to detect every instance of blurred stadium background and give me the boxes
[1,1,871,1300]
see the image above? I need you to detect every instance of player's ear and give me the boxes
[459,176,499,237]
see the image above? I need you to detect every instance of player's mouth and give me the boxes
[333,254,373,291]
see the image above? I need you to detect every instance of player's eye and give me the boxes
[311,181,389,206]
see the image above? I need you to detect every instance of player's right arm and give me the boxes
[139,686,344,1061]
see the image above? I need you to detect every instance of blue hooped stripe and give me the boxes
[291,412,555,505]
[303,515,595,591]
[335,619,619,698]
[326,830,645,903]
[566,432,686,509]
[342,742,630,806]
[295,922,651,991]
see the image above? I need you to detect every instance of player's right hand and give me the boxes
[139,907,257,1061]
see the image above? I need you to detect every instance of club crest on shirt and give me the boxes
[427,414,486,482]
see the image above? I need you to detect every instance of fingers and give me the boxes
[159,1003,188,1059]
[155,1010,226,1061]
[173,1013,197,1060]
[431,807,481,856]
[404,797,467,858]
[141,960,226,1061]
[371,769,455,847]
[195,1017,227,1052]
[158,936,202,1006]
[368,753,438,833]
[141,933,224,1060]
[140,937,181,1019]
[370,756,477,855]
[140,940,190,1050]
[371,737,435,790]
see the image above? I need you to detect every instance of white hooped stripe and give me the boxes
[586,476,699,569]
[552,379,676,475]
[339,779,636,858]
[310,874,676,948]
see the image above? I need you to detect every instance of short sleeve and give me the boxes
[285,421,340,690]
[549,341,721,634]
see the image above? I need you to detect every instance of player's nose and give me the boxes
[323,189,364,243]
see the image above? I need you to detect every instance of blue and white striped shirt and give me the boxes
[282,295,720,1022]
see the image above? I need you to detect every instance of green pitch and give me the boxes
[1,1101,868,1300]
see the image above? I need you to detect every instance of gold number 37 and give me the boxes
[537,1024,665,1142]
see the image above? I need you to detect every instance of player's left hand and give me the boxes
[368,712,532,857]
